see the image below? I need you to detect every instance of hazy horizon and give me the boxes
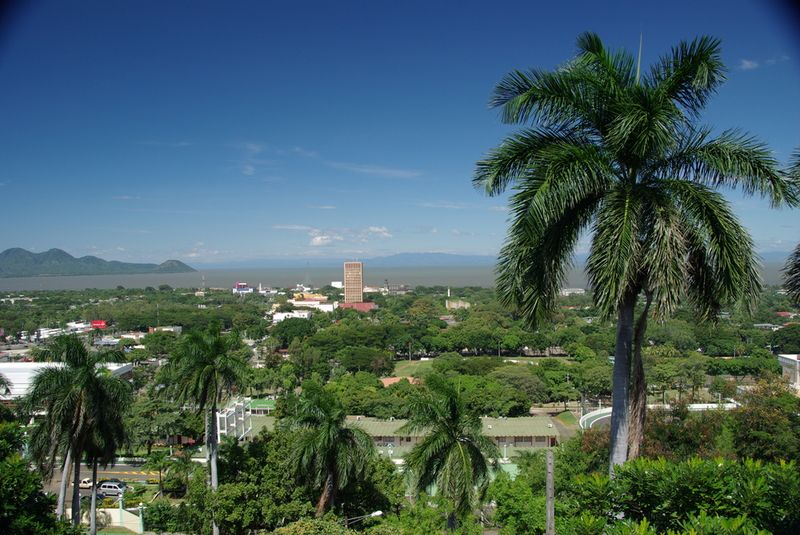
[0,262,789,292]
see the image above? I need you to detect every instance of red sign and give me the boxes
[91,320,107,329]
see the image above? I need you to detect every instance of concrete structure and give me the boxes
[271,310,313,324]
[778,354,800,391]
[343,261,363,303]
[445,299,471,310]
[579,402,739,429]
[217,399,252,441]
[0,361,133,401]
[331,281,343,289]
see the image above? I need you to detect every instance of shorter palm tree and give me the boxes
[160,327,247,535]
[25,334,130,526]
[401,374,499,530]
[285,381,375,517]
[785,151,800,304]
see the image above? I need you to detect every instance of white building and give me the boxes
[271,310,313,324]
[0,362,133,401]
[559,288,586,296]
[778,354,800,392]
[217,399,252,441]
[232,282,254,294]
[288,299,338,313]
[330,281,343,289]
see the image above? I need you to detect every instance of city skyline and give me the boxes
[1,1,799,266]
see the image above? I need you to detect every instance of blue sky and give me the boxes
[1,0,799,266]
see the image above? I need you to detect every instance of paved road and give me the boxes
[43,463,158,497]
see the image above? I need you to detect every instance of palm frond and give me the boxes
[587,185,645,318]
[648,36,725,117]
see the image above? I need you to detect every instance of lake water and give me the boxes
[0,263,785,291]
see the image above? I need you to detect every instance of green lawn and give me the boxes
[393,359,433,377]
[99,528,136,534]
[555,410,578,427]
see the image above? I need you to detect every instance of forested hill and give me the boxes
[0,248,196,277]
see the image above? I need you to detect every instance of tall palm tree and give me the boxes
[285,381,375,517]
[161,327,247,535]
[26,334,131,527]
[474,33,798,471]
[400,374,499,530]
[784,151,800,304]
[85,378,130,535]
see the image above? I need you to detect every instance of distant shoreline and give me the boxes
[0,262,788,291]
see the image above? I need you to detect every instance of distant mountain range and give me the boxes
[0,248,196,278]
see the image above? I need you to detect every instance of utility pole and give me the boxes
[545,449,555,535]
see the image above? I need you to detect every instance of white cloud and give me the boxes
[292,146,318,158]
[488,205,508,212]
[418,201,467,210]
[310,235,334,246]
[328,161,421,179]
[308,204,336,210]
[112,195,141,200]
[366,226,392,238]
[738,59,759,70]
[241,163,256,176]
[243,142,265,155]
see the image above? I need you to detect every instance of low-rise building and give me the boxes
[246,414,560,459]
[445,299,471,310]
[271,310,313,324]
[778,354,800,392]
[217,400,252,441]
[288,300,337,313]
[0,361,133,402]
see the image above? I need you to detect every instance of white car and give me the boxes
[78,478,93,489]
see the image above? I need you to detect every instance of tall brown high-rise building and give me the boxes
[343,261,363,303]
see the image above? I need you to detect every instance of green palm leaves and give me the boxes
[784,151,800,304]
[160,327,247,535]
[476,33,798,469]
[401,375,498,526]
[25,335,131,526]
[286,381,375,517]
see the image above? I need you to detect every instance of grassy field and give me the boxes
[393,359,434,377]
[554,410,578,427]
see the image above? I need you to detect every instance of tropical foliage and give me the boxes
[474,32,798,468]
[401,374,499,529]
[285,381,376,517]
[160,327,248,535]
[25,335,131,527]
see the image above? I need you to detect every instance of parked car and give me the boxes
[98,482,127,497]
[77,477,93,489]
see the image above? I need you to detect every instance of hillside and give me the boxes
[0,248,196,277]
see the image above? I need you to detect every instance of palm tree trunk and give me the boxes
[90,459,98,535]
[609,293,636,473]
[56,447,72,519]
[208,406,219,535]
[71,451,82,526]
[315,472,336,517]
[628,292,652,460]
